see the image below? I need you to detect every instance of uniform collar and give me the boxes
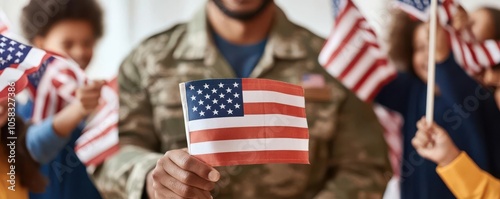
[173,5,307,77]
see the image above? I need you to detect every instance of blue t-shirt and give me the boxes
[213,32,267,78]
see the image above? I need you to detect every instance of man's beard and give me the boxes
[212,0,273,21]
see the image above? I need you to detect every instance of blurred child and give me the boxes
[0,99,46,199]
[18,0,105,199]
[375,10,500,199]
[412,117,500,199]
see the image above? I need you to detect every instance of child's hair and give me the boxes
[21,0,104,42]
[387,10,423,75]
[481,7,500,40]
[1,117,47,192]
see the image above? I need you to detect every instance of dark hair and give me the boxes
[387,10,423,74]
[21,0,104,42]
[1,117,47,192]
[483,7,500,40]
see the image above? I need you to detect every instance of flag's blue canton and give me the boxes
[185,79,244,121]
[398,0,431,12]
[332,0,342,18]
[0,36,32,70]
[28,56,54,89]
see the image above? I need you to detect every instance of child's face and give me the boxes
[412,23,429,82]
[34,19,97,70]
[470,9,496,42]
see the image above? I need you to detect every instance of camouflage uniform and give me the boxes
[92,6,392,199]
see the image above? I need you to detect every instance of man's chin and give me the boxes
[213,0,272,21]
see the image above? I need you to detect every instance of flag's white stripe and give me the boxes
[325,30,365,77]
[341,47,378,89]
[357,61,395,101]
[242,90,305,108]
[190,138,309,155]
[85,86,119,129]
[485,41,500,65]
[76,128,118,163]
[18,48,46,71]
[473,44,489,67]
[77,111,118,145]
[188,114,307,132]
[0,68,23,91]
[319,7,361,65]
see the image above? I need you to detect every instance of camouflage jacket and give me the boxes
[92,6,392,199]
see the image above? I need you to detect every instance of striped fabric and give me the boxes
[180,78,309,166]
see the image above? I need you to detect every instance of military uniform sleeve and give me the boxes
[91,49,163,199]
[315,89,392,199]
[437,152,500,199]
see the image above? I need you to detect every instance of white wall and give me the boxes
[1,0,499,79]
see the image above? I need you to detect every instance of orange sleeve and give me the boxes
[436,152,500,199]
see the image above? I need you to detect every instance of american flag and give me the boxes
[180,78,309,167]
[319,0,397,102]
[393,0,457,25]
[0,35,53,99]
[75,77,119,167]
[395,0,500,74]
[0,35,118,167]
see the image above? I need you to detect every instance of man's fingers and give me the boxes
[162,157,215,191]
[167,150,220,182]
[155,173,210,199]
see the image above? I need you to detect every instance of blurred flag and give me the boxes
[0,34,54,98]
[0,35,118,167]
[180,78,309,167]
[319,0,396,101]
[393,0,457,25]
[75,77,119,167]
[395,0,500,74]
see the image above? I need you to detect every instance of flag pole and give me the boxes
[426,0,438,123]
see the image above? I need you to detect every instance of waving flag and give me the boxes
[319,0,396,101]
[395,0,500,74]
[0,35,53,98]
[180,78,309,167]
[0,35,118,167]
[75,77,119,167]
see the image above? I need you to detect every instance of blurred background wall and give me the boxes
[1,0,499,79]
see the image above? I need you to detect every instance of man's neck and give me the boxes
[206,1,275,45]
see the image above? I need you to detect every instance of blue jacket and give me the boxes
[376,55,500,199]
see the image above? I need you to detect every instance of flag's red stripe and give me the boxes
[75,115,117,150]
[243,103,306,117]
[41,89,52,120]
[351,59,387,93]
[0,76,28,99]
[24,54,52,74]
[242,79,303,97]
[83,144,119,166]
[337,42,370,80]
[194,150,309,166]
[324,18,364,68]
[190,126,309,143]
[466,43,480,68]
[480,43,495,67]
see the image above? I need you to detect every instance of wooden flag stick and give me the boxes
[426,0,439,123]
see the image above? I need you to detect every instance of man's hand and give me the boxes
[75,80,105,116]
[412,118,460,167]
[147,149,220,199]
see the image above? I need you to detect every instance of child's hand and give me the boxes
[412,117,460,167]
[75,80,105,116]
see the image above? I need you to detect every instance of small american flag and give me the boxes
[395,0,500,74]
[180,78,309,167]
[0,35,53,99]
[319,0,396,102]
